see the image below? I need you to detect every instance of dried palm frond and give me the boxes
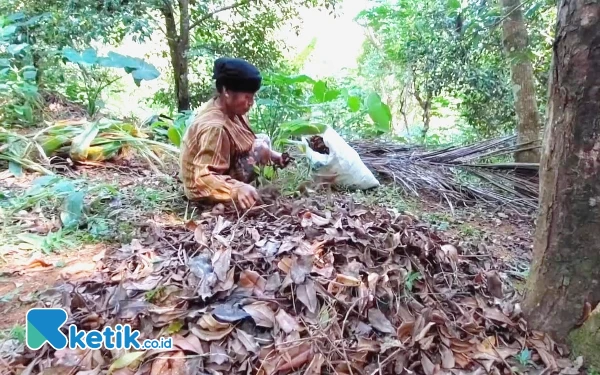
[349,135,539,213]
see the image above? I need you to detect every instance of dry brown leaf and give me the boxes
[211,248,231,282]
[239,269,266,296]
[290,259,310,284]
[199,314,230,331]
[296,279,318,314]
[486,271,504,299]
[397,321,414,341]
[235,329,259,353]
[189,323,233,341]
[230,337,249,360]
[311,213,330,226]
[209,343,229,365]
[277,257,293,273]
[150,351,186,375]
[414,322,436,342]
[357,338,380,353]
[27,258,53,268]
[482,307,514,326]
[368,308,395,334]
[194,225,207,246]
[454,352,471,368]
[394,351,409,374]
[242,302,275,328]
[304,353,325,375]
[274,342,312,372]
[421,352,436,375]
[275,309,300,333]
[440,244,458,269]
[336,274,361,286]
[172,334,203,354]
[440,345,455,369]
[536,348,558,370]
[214,268,235,292]
[474,336,497,357]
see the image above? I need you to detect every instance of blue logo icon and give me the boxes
[25,308,173,350]
[26,308,69,350]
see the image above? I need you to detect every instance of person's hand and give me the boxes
[270,151,293,168]
[232,183,260,209]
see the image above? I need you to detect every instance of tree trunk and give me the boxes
[177,0,191,112]
[500,0,541,163]
[413,84,431,139]
[522,0,600,363]
[161,1,191,113]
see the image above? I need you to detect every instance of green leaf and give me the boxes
[108,351,145,374]
[324,89,341,102]
[7,12,26,22]
[81,48,98,64]
[52,180,76,194]
[286,74,315,84]
[1,25,17,39]
[130,62,160,81]
[8,161,22,176]
[167,126,181,147]
[30,176,58,189]
[70,121,100,161]
[97,52,136,68]
[279,119,328,137]
[366,93,392,132]
[41,135,69,155]
[62,47,81,63]
[0,58,10,67]
[524,3,542,18]
[366,92,383,108]
[60,190,85,229]
[7,44,27,55]
[312,81,327,102]
[347,96,361,112]
[16,233,45,248]
[23,69,37,80]
[447,0,461,11]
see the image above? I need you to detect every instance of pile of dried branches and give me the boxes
[3,194,578,375]
[349,135,539,213]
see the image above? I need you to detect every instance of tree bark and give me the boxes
[500,0,541,163]
[522,0,600,352]
[177,0,191,112]
[413,85,431,138]
[161,1,191,112]
[160,0,253,112]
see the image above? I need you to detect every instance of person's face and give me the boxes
[224,90,255,115]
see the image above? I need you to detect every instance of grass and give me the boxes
[0,171,186,265]
[0,325,26,343]
[458,223,482,237]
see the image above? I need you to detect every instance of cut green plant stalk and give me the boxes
[1,119,180,175]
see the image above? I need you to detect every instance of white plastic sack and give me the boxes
[301,127,380,190]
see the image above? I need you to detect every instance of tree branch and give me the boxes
[189,0,253,31]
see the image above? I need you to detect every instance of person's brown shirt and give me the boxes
[180,98,256,202]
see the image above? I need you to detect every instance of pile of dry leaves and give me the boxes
[2,194,582,375]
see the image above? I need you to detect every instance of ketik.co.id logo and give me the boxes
[26,308,172,350]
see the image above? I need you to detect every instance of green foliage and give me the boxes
[147,111,194,147]
[0,12,45,126]
[250,71,393,148]
[60,47,159,116]
[356,0,555,143]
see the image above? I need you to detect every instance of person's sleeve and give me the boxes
[192,126,245,202]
